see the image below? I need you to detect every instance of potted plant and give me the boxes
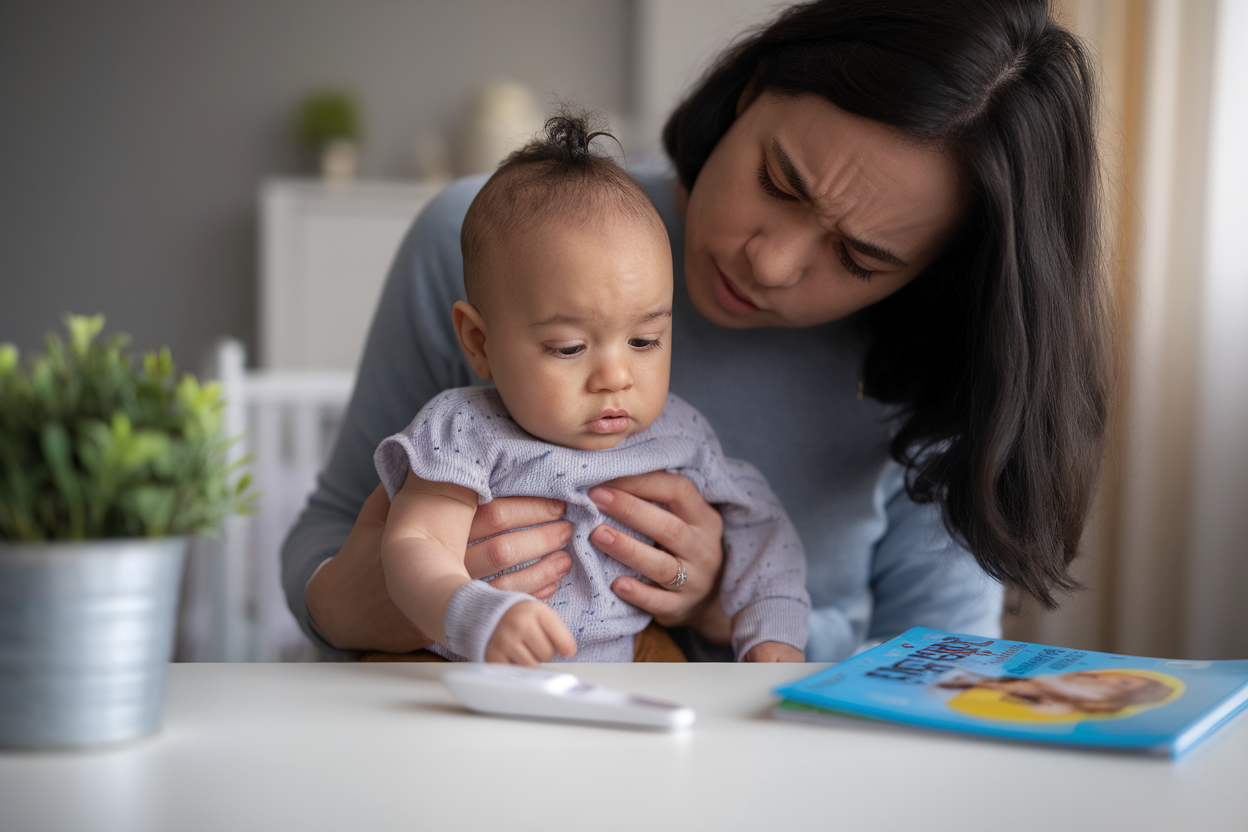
[0,315,253,748]
[297,89,363,182]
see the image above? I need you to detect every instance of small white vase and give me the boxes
[320,138,359,182]
[0,537,187,748]
[453,80,545,176]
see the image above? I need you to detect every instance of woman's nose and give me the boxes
[588,350,632,392]
[744,223,816,288]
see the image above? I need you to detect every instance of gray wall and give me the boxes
[0,0,630,369]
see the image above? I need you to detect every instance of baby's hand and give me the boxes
[744,641,804,662]
[485,601,578,667]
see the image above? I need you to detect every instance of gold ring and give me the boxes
[667,559,687,589]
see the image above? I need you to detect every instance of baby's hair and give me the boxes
[461,108,666,312]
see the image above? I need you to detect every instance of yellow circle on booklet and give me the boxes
[945,669,1186,723]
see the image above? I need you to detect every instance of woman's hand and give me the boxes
[588,472,731,645]
[306,483,573,652]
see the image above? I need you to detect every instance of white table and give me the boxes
[2,663,1246,831]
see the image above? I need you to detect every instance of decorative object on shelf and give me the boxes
[413,130,453,183]
[0,315,255,748]
[297,89,363,182]
[453,80,545,176]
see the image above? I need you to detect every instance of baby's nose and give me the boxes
[589,354,632,392]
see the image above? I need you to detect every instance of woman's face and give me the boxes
[683,90,965,329]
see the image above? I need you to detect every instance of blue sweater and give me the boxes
[281,172,1003,662]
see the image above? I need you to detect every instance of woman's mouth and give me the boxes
[587,410,630,434]
[712,266,761,314]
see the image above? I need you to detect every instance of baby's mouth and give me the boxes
[587,409,630,434]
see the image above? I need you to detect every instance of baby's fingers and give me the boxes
[537,608,577,660]
[486,602,575,666]
[485,628,542,666]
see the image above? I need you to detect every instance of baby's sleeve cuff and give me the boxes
[442,580,533,663]
[731,596,810,661]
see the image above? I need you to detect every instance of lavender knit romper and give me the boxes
[375,387,810,662]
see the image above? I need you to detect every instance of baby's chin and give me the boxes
[553,430,637,452]
[569,434,633,451]
[521,423,651,452]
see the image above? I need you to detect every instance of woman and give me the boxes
[285,0,1109,662]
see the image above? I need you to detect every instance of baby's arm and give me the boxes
[380,471,479,641]
[380,470,576,665]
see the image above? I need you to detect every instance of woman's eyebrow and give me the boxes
[772,139,909,269]
[772,139,812,201]
[842,233,908,268]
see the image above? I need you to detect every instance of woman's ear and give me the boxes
[452,300,492,380]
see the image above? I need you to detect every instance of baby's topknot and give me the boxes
[460,105,666,313]
[504,109,622,172]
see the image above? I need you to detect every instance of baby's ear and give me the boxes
[452,300,492,380]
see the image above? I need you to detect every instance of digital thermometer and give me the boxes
[442,665,696,731]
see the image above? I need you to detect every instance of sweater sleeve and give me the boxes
[866,464,1004,644]
[373,389,503,504]
[441,581,534,663]
[714,457,812,660]
[280,176,488,659]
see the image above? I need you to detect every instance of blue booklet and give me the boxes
[774,627,1248,758]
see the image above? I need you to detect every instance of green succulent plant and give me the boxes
[296,90,362,149]
[0,315,256,541]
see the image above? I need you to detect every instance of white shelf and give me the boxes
[258,177,444,371]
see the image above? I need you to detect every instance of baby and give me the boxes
[373,113,809,666]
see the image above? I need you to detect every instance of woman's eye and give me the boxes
[628,338,660,350]
[758,160,798,202]
[549,345,585,357]
[838,243,873,281]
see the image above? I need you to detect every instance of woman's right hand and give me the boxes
[588,471,731,644]
[306,483,573,652]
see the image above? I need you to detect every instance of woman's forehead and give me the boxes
[756,92,964,259]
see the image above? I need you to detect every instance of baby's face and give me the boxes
[1044,671,1153,701]
[472,212,673,451]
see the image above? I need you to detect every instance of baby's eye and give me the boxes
[547,344,585,358]
[628,338,661,350]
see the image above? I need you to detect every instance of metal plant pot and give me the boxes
[0,537,186,748]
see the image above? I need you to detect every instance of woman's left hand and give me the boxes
[588,472,731,644]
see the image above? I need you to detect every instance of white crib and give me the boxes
[176,340,353,662]
[174,178,438,661]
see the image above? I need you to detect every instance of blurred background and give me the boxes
[1,0,1244,662]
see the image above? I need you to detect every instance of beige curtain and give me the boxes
[1006,0,1247,660]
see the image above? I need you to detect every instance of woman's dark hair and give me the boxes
[664,0,1111,608]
